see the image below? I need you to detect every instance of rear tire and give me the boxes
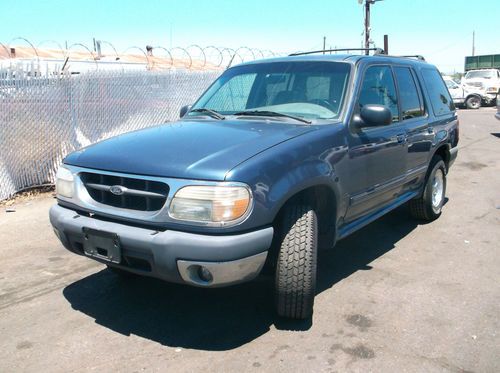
[275,204,318,319]
[409,157,446,221]
[465,95,481,109]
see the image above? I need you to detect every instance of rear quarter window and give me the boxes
[421,68,454,116]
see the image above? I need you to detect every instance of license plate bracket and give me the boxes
[82,227,121,264]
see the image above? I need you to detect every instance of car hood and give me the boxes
[463,78,486,87]
[64,119,316,180]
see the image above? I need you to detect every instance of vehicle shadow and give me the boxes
[316,206,421,293]
[62,206,421,351]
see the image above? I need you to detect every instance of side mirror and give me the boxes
[180,105,192,118]
[354,104,392,128]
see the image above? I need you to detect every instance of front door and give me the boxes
[344,64,407,222]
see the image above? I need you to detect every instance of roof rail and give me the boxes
[289,48,386,56]
[396,55,426,61]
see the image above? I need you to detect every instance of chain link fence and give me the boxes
[0,67,221,201]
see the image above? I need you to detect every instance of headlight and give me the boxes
[55,165,74,198]
[169,185,251,225]
[486,86,499,93]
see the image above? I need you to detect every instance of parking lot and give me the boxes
[0,107,499,372]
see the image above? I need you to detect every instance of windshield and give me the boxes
[189,61,351,121]
[465,70,496,79]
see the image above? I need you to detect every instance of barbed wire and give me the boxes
[0,37,284,71]
[0,38,284,200]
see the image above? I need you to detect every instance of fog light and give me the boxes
[198,266,213,283]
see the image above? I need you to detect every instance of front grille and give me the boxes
[80,172,169,212]
[465,82,483,88]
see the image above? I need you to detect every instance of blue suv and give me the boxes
[50,51,458,319]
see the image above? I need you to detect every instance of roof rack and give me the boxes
[288,49,427,62]
[396,55,426,61]
[289,48,386,56]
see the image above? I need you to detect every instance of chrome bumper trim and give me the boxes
[177,252,268,287]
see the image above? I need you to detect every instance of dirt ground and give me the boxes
[0,108,499,372]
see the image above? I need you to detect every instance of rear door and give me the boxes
[393,66,432,190]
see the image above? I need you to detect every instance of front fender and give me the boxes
[265,160,340,217]
[465,93,482,101]
[225,125,348,228]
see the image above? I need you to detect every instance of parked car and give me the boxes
[444,77,483,109]
[462,69,500,106]
[50,52,459,319]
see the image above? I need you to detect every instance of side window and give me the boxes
[394,67,424,120]
[421,68,454,116]
[359,65,399,122]
[205,73,256,112]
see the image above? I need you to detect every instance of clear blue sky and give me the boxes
[1,0,498,72]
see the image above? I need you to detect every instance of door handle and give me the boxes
[396,134,407,144]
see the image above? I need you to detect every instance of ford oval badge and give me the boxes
[109,185,125,196]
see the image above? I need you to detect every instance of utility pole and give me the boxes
[472,30,475,56]
[364,1,371,54]
[361,0,383,55]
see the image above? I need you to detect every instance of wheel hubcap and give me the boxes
[431,169,444,210]
[470,98,480,108]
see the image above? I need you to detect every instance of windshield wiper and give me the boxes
[233,110,311,124]
[189,108,225,120]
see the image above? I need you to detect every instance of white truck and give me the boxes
[444,77,483,109]
[461,69,500,108]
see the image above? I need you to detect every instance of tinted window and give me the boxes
[394,67,424,120]
[421,68,454,116]
[359,65,399,122]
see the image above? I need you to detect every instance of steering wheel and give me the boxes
[307,99,337,112]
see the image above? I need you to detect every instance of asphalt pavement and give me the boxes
[0,107,499,372]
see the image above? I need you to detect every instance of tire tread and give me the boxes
[275,204,317,319]
[409,156,446,221]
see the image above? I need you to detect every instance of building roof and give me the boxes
[0,46,222,71]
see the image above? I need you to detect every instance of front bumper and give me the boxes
[50,204,273,287]
[483,93,497,104]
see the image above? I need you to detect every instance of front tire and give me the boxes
[409,157,447,221]
[275,204,318,319]
[465,95,481,109]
